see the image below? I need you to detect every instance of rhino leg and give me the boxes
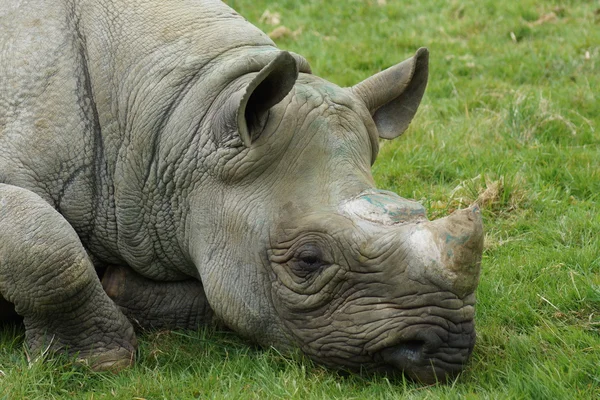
[0,184,137,370]
[102,265,214,331]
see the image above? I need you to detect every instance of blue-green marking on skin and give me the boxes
[445,233,471,246]
[342,189,428,225]
[361,191,426,222]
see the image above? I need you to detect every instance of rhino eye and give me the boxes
[293,246,326,275]
[299,254,320,268]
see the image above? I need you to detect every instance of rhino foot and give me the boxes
[79,347,135,372]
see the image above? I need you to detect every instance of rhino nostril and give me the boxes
[380,340,426,369]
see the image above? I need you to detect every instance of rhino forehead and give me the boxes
[293,77,379,154]
[252,91,373,180]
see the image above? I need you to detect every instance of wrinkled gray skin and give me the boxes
[0,0,483,383]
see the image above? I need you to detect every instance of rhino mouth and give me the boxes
[375,323,476,384]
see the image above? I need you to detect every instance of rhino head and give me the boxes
[188,48,483,383]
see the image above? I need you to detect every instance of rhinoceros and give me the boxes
[0,0,483,383]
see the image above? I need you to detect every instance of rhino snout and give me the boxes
[369,206,483,383]
[379,320,476,383]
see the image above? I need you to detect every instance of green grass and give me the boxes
[2,0,599,398]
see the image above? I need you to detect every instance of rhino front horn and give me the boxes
[408,206,484,298]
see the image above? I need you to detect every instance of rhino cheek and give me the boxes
[186,197,293,350]
[197,256,295,350]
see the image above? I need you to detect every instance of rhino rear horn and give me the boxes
[237,52,299,147]
[351,48,429,140]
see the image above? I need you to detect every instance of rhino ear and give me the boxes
[351,48,429,139]
[237,52,299,147]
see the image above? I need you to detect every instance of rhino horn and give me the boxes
[237,51,299,147]
[351,47,429,140]
[410,206,484,298]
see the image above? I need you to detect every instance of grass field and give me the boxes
[1,0,599,398]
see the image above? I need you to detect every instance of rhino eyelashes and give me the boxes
[295,246,326,271]
[282,247,328,280]
[297,254,321,269]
